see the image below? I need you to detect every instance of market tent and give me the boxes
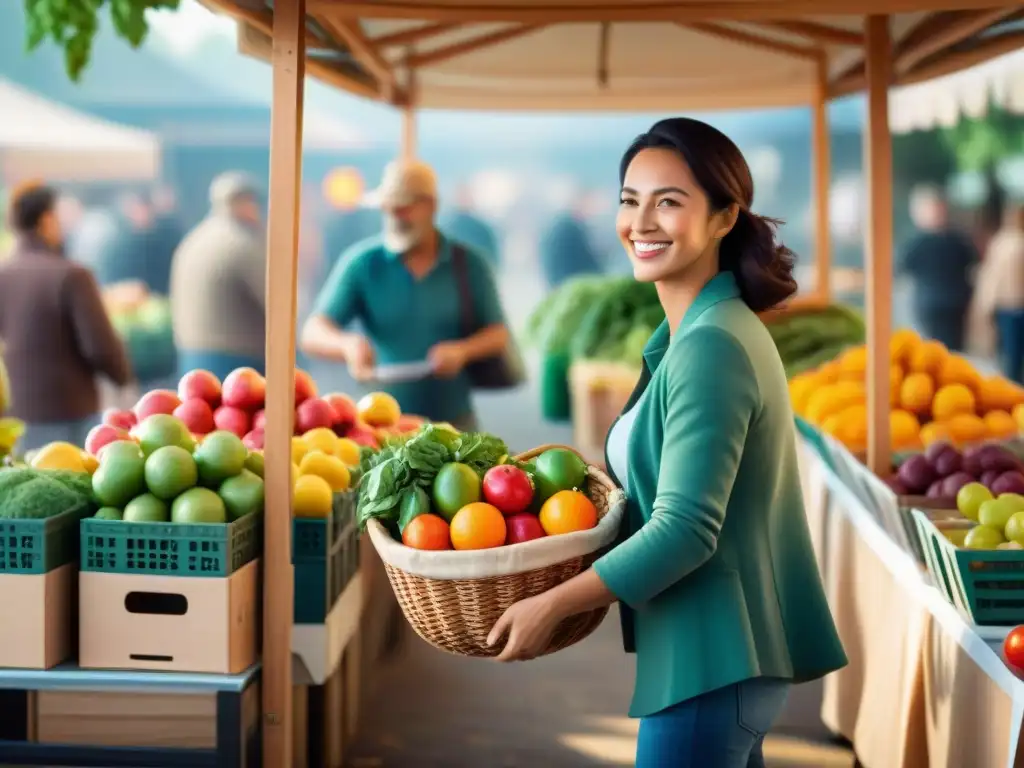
[0,79,160,183]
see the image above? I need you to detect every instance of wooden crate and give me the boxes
[569,361,641,466]
[0,564,75,669]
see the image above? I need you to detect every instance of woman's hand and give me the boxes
[487,592,563,662]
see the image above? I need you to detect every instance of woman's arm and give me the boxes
[592,327,759,607]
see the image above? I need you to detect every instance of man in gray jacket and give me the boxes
[170,172,267,381]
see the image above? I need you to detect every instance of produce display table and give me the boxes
[0,662,260,767]
[799,439,1024,768]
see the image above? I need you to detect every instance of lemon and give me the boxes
[299,450,351,492]
[334,437,361,467]
[293,474,334,518]
[302,427,338,457]
[31,442,87,472]
[291,436,309,465]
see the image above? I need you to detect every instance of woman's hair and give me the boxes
[619,117,797,312]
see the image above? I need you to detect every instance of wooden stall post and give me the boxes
[812,53,832,301]
[401,53,418,160]
[863,15,894,477]
[263,0,306,764]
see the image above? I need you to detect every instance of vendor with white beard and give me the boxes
[301,160,510,430]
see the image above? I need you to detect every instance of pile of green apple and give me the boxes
[954,482,1024,550]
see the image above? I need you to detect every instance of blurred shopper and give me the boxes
[0,184,132,451]
[898,185,979,351]
[440,183,501,270]
[301,160,510,429]
[93,191,155,289]
[170,172,266,382]
[539,202,603,289]
[970,203,1024,382]
[143,184,185,296]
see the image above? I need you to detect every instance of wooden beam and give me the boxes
[371,21,460,48]
[401,49,417,158]
[679,21,820,59]
[263,0,303,764]
[405,24,543,68]
[895,6,1020,74]
[597,22,611,88]
[863,15,893,477]
[316,15,400,101]
[811,54,831,301]
[758,20,863,46]
[308,0,1008,24]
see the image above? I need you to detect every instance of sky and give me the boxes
[148,1,236,55]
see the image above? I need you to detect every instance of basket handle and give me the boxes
[512,443,587,463]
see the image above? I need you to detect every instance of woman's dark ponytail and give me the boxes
[719,209,798,313]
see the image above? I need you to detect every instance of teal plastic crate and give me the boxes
[81,512,262,577]
[911,508,1024,625]
[293,491,359,624]
[0,504,90,574]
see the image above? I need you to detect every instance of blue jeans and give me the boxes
[635,677,791,768]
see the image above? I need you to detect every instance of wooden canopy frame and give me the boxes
[196,1,1024,764]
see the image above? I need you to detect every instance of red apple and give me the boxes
[295,397,335,435]
[504,513,546,545]
[213,405,251,438]
[134,390,181,421]
[252,409,267,431]
[173,398,216,435]
[222,367,266,411]
[242,428,265,451]
[323,393,358,430]
[295,369,318,406]
[482,465,535,515]
[177,370,222,407]
[346,424,379,449]
[85,424,128,457]
[102,408,136,431]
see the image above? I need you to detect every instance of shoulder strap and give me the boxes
[450,243,476,335]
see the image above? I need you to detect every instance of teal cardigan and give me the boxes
[593,272,848,718]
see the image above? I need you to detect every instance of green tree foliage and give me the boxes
[940,94,1024,172]
[23,0,180,81]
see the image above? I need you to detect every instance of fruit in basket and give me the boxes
[295,369,318,405]
[965,524,1006,549]
[357,392,400,428]
[102,408,137,431]
[134,390,181,421]
[505,513,546,545]
[402,513,451,550]
[145,446,198,500]
[92,444,146,507]
[173,398,216,436]
[222,367,265,411]
[449,502,507,550]
[213,405,251,438]
[97,439,144,464]
[432,462,482,521]
[533,449,588,501]
[482,465,534,515]
[31,442,89,472]
[194,431,247,487]
[136,414,195,456]
[293,474,333,518]
[1005,512,1024,545]
[124,493,170,522]
[171,486,227,524]
[296,398,336,434]
[956,482,993,521]
[299,451,351,492]
[178,370,222,407]
[1004,626,1024,669]
[539,490,598,535]
[85,425,128,457]
[218,469,264,520]
[939,471,973,498]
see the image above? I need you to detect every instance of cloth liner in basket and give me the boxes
[367,444,626,658]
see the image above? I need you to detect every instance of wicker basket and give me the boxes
[366,444,626,658]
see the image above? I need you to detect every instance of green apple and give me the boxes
[965,524,1007,550]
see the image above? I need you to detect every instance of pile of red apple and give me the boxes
[88,367,394,457]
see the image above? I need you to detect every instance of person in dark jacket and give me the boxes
[898,185,980,350]
[0,184,132,451]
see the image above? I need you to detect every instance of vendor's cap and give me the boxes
[209,171,263,210]
[367,160,438,208]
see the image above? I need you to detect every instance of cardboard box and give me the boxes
[569,361,641,466]
[0,563,74,669]
[80,559,259,675]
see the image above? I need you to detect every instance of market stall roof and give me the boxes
[0,79,160,182]
[204,0,1022,111]
[889,47,1024,133]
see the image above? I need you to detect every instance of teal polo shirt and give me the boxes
[314,233,506,422]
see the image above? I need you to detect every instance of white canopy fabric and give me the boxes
[0,79,161,183]
[889,49,1024,134]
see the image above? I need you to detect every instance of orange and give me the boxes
[402,514,452,551]
[291,436,310,465]
[816,360,841,384]
[936,355,982,392]
[804,381,865,425]
[837,346,868,379]
[449,502,507,550]
[30,442,88,472]
[788,373,819,416]
[890,365,905,407]
[822,404,867,452]
[302,427,338,457]
[357,392,401,428]
[932,384,976,422]
[890,409,921,450]
[539,490,599,536]
[919,421,952,447]
[899,372,934,414]
[984,410,1018,440]
[979,376,1024,413]
[908,339,948,376]
[944,413,987,445]
[889,328,921,366]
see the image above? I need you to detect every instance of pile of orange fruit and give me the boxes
[790,328,1024,453]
